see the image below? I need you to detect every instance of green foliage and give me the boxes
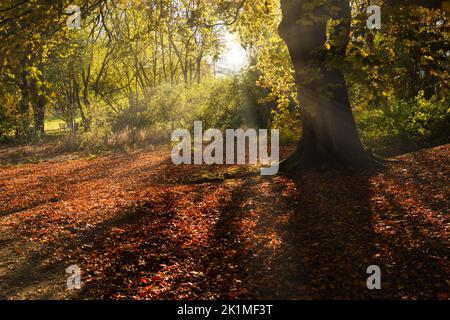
[356,92,450,155]
[0,94,18,138]
[343,4,449,155]
[107,73,273,147]
[198,77,243,129]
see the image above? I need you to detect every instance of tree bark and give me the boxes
[32,94,46,138]
[17,68,31,140]
[278,0,380,171]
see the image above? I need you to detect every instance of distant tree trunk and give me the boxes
[168,41,175,84]
[72,70,91,132]
[32,94,46,138]
[15,65,32,140]
[161,31,168,82]
[278,0,379,171]
[17,92,31,140]
[189,57,193,84]
[196,49,204,83]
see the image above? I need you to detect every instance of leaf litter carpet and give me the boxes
[0,145,448,299]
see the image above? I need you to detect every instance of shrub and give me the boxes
[356,91,449,155]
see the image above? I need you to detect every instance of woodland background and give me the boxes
[0,0,448,157]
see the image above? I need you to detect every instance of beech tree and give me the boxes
[277,0,447,170]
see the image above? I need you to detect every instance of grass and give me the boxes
[44,117,82,133]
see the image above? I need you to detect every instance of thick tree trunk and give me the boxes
[278,0,379,171]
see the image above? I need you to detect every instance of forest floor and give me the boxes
[0,142,448,300]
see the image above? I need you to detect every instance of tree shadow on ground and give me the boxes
[278,170,381,299]
[198,157,448,299]
[0,155,175,299]
[198,170,382,299]
[0,190,179,299]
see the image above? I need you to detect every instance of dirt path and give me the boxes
[0,145,448,299]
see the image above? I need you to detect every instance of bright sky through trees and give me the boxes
[217,31,248,74]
